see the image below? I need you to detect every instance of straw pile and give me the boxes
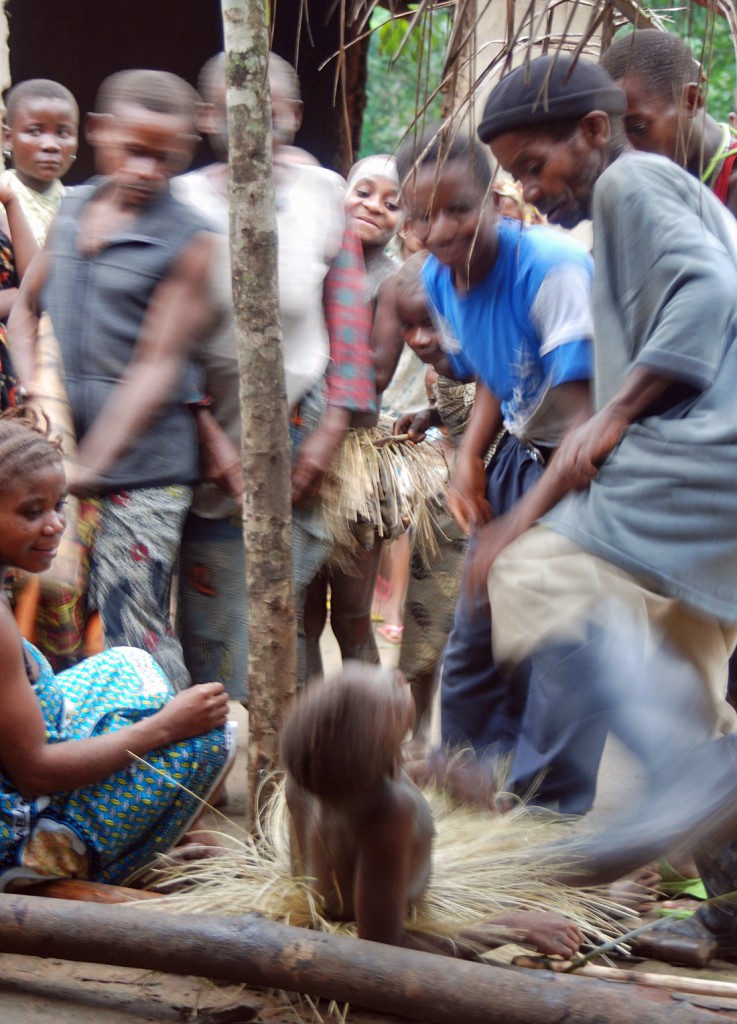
[318,416,450,565]
[143,779,631,956]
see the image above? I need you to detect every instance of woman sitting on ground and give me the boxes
[0,410,235,890]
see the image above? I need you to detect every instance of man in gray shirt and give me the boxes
[467,51,737,959]
[460,48,737,958]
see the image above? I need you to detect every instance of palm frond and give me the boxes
[144,777,633,956]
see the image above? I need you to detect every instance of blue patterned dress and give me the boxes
[0,643,234,888]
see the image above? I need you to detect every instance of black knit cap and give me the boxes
[478,54,627,143]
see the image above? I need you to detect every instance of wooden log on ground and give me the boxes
[9,879,160,904]
[0,894,723,1024]
[515,954,737,999]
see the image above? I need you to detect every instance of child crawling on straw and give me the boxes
[280,663,583,957]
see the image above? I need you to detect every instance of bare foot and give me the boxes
[176,828,233,851]
[138,841,231,894]
[609,862,661,914]
[661,898,702,914]
[163,843,228,866]
[462,911,583,958]
[135,839,230,897]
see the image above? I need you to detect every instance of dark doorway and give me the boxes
[5,0,224,183]
[4,1,367,182]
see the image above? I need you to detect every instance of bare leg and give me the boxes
[408,668,438,748]
[379,532,411,631]
[303,572,329,679]
[330,542,383,665]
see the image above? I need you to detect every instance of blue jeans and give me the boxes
[508,608,720,814]
[440,435,547,756]
[177,380,335,698]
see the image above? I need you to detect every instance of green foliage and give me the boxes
[361,1,737,154]
[360,6,452,158]
[618,2,737,120]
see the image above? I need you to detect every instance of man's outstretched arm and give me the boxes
[464,368,676,596]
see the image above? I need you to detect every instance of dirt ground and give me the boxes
[4,629,737,1023]
[0,953,413,1023]
[0,631,414,1024]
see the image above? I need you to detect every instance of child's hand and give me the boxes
[509,911,583,958]
[449,452,492,532]
[394,409,432,443]
[156,682,229,742]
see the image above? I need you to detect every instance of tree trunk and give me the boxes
[221,0,296,824]
[0,895,719,1024]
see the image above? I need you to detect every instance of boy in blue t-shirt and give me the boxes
[396,129,593,778]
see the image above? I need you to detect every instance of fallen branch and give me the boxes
[0,894,723,1024]
[515,954,737,1000]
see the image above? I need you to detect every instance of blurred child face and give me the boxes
[404,160,496,279]
[497,194,523,221]
[91,102,197,209]
[396,285,442,365]
[346,174,402,246]
[268,70,302,151]
[4,97,79,193]
[617,71,686,162]
[199,78,228,161]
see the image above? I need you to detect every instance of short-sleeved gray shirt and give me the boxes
[546,151,737,622]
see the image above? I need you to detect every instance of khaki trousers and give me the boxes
[490,527,737,736]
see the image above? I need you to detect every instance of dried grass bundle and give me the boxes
[145,779,629,956]
[319,415,450,566]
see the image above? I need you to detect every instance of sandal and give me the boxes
[377,623,404,644]
[630,914,737,967]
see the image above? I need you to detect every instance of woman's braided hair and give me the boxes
[0,408,63,488]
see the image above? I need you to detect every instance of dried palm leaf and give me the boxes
[319,0,737,147]
[318,415,451,568]
[144,777,632,957]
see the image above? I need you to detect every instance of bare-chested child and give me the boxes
[280,661,583,957]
